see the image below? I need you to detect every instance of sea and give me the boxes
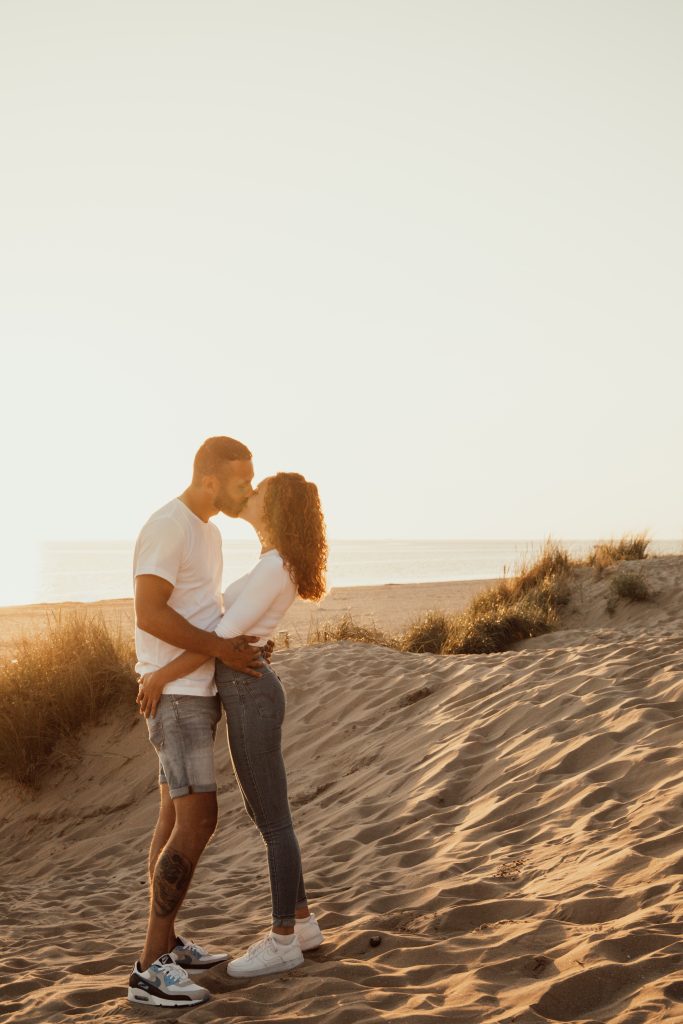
[4,538,681,608]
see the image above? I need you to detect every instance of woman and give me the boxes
[138,472,327,978]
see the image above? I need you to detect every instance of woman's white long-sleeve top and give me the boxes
[215,549,297,645]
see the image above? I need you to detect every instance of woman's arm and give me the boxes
[136,650,210,718]
[216,556,289,639]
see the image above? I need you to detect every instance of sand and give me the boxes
[0,578,492,660]
[3,559,683,1022]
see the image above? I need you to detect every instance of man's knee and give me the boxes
[173,794,218,842]
[173,817,216,849]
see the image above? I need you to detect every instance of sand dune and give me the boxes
[3,559,683,1022]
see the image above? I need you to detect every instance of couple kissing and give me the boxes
[128,435,327,1007]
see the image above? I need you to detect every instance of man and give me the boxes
[127,436,262,1008]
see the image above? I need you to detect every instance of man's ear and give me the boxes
[202,474,219,496]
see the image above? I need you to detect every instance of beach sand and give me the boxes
[3,559,683,1022]
[0,578,492,660]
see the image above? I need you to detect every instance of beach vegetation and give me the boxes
[606,571,652,613]
[401,611,452,654]
[307,613,393,647]
[312,542,574,657]
[588,533,650,570]
[317,544,577,655]
[0,613,136,787]
[443,541,571,654]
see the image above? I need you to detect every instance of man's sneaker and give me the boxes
[294,913,324,952]
[227,933,304,978]
[127,952,210,1006]
[173,935,229,972]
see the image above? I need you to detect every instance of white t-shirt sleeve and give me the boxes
[134,516,186,587]
[215,557,289,638]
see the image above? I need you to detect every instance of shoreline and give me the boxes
[0,578,496,656]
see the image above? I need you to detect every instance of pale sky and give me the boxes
[2,1,682,551]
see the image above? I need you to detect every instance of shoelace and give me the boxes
[181,941,208,959]
[246,935,272,959]
[152,961,189,986]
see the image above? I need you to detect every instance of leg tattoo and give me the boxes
[152,848,193,918]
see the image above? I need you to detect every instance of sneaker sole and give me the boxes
[227,956,304,978]
[298,939,323,952]
[127,987,209,1007]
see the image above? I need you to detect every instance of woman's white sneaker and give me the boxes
[294,913,324,951]
[227,933,304,978]
[127,952,210,1006]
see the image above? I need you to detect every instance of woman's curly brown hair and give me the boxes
[263,473,327,601]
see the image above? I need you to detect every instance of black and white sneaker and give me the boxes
[127,952,210,1007]
[173,935,229,972]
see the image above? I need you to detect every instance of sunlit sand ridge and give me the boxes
[2,555,683,1022]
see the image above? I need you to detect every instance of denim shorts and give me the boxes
[147,694,222,800]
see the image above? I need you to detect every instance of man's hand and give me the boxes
[262,639,275,664]
[215,635,263,677]
[136,672,166,719]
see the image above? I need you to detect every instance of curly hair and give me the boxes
[263,473,327,601]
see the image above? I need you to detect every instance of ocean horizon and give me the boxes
[3,538,681,608]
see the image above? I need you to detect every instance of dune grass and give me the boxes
[400,611,452,654]
[311,534,651,657]
[606,571,652,614]
[307,613,392,647]
[311,541,574,657]
[588,533,650,570]
[0,613,136,786]
[443,541,571,654]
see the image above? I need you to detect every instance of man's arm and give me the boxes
[136,650,212,718]
[135,574,262,676]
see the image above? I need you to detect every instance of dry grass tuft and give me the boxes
[307,613,395,648]
[446,604,553,655]
[401,612,452,654]
[607,571,652,613]
[443,541,572,654]
[589,533,650,570]
[0,613,136,786]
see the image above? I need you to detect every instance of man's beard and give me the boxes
[215,489,247,518]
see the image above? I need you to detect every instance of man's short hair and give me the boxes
[193,436,252,481]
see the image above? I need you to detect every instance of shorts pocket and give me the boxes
[147,713,164,749]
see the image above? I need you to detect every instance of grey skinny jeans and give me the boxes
[215,659,308,927]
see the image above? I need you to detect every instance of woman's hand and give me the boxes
[136,671,166,719]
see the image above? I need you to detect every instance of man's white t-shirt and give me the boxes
[133,498,222,697]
